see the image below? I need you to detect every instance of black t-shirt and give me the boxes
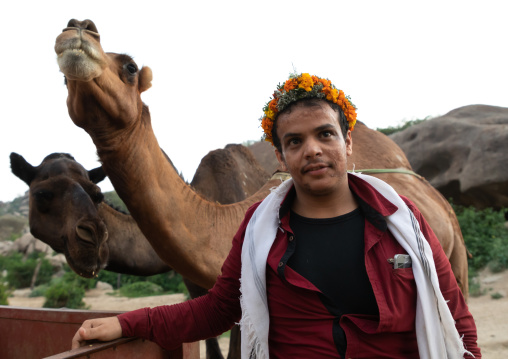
[287,208,379,317]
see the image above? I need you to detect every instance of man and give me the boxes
[72,73,480,358]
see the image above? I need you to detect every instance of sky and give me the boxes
[1,0,507,202]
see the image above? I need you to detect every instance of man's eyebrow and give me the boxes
[282,132,300,141]
[314,124,335,132]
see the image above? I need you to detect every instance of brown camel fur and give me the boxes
[54,19,468,299]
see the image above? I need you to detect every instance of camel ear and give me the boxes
[88,166,107,184]
[138,66,152,93]
[10,152,36,185]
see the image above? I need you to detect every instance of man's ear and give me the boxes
[275,149,288,172]
[345,130,353,157]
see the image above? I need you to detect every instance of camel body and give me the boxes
[54,19,468,298]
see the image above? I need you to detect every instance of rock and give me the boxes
[12,288,32,297]
[95,281,114,290]
[248,141,279,175]
[47,253,66,270]
[390,105,508,209]
[11,233,50,255]
[0,240,14,255]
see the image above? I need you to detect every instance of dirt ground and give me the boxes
[8,268,508,358]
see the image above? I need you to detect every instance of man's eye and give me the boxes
[321,131,332,137]
[288,138,300,146]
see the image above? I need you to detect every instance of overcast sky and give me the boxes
[1,0,507,202]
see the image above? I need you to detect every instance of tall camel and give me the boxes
[54,19,468,298]
[10,147,268,359]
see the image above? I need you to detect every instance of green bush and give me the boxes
[376,117,430,136]
[119,281,163,298]
[30,284,49,297]
[43,281,86,309]
[452,204,508,273]
[61,266,98,290]
[3,252,54,289]
[96,269,188,296]
[0,281,10,305]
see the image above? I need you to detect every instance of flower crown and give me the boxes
[260,73,357,145]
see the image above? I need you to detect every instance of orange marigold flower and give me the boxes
[261,117,273,131]
[284,78,298,92]
[318,78,331,88]
[268,99,278,112]
[298,73,314,91]
[326,88,339,102]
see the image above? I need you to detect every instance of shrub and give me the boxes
[43,281,86,309]
[119,281,163,298]
[0,281,10,305]
[96,269,188,296]
[491,292,504,300]
[376,117,430,136]
[30,284,49,297]
[452,204,508,272]
[62,265,98,290]
[4,252,54,289]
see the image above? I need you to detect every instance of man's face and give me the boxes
[275,102,352,197]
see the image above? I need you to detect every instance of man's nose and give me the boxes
[303,138,322,158]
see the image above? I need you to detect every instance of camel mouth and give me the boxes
[55,27,106,81]
[63,246,102,279]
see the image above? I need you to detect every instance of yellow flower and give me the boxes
[297,73,314,91]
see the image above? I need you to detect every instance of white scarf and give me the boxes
[239,172,473,359]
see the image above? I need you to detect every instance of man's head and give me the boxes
[259,73,357,198]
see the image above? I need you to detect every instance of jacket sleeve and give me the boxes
[403,197,481,358]
[117,203,260,351]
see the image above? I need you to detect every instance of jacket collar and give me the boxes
[278,173,398,232]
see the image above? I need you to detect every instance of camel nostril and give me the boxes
[76,225,95,244]
[66,19,99,34]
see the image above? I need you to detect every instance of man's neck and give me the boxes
[291,182,358,219]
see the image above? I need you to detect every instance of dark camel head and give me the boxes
[55,19,152,137]
[10,152,109,278]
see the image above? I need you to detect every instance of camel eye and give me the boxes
[33,190,54,213]
[126,63,138,74]
[34,190,54,201]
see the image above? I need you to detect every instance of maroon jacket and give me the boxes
[118,174,480,358]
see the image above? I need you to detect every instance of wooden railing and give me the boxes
[0,306,199,359]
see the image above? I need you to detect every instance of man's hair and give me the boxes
[271,98,349,152]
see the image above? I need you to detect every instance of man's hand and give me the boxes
[71,316,123,349]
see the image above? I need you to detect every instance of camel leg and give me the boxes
[183,278,226,359]
[226,326,241,359]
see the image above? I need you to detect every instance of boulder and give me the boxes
[390,105,508,209]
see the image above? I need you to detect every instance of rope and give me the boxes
[271,168,423,181]
[349,168,423,180]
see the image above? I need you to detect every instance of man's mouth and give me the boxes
[302,162,329,174]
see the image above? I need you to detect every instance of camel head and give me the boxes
[55,19,152,137]
[10,152,110,278]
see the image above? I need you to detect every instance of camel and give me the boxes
[10,147,267,359]
[10,152,172,277]
[54,19,468,300]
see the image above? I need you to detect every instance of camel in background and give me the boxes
[10,147,267,359]
[54,19,468,298]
